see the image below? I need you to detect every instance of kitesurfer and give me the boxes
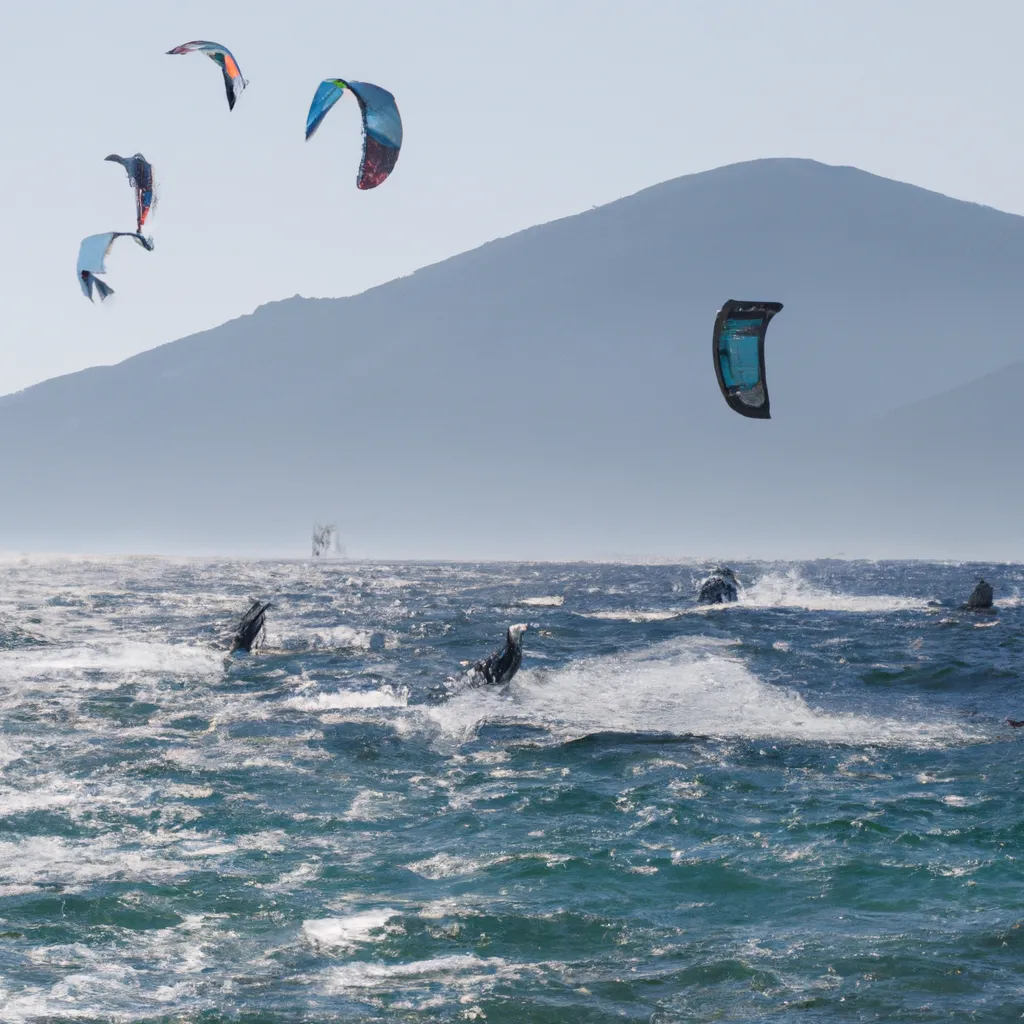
[425,624,529,703]
[230,599,271,654]
[963,578,994,611]
[697,567,739,604]
[469,624,528,686]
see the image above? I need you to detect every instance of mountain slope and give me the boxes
[2,157,1023,557]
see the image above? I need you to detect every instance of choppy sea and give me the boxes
[0,556,1022,1022]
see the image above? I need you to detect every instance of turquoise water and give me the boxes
[0,557,1021,1021]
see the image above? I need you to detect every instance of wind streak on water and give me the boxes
[0,556,1020,1022]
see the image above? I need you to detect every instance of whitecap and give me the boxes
[737,570,931,613]
[575,609,682,623]
[287,686,408,712]
[343,789,407,822]
[321,953,512,993]
[302,909,400,952]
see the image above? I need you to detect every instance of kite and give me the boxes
[712,300,784,419]
[305,79,403,189]
[105,153,155,233]
[166,40,247,110]
[77,232,154,302]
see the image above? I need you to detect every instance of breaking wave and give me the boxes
[416,637,974,749]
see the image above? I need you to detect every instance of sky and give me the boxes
[3,0,1022,396]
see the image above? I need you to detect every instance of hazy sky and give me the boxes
[3,0,1021,395]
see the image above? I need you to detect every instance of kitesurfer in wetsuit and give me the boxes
[697,567,739,604]
[230,599,271,653]
[963,578,994,611]
[425,624,529,702]
[470,624,528,686]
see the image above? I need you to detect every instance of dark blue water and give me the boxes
[0,557,1021,1021]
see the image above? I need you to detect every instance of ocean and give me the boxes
[0,556,1021,1022]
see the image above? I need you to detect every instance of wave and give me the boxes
[342,788,408,822]
[0,834,190,893]
[735,571,932,613]
[417,637,976,749]
[575,609,683,623]
[269,624,387,652]
[405,851,570,879]
[286,685,408,712]
[577,571,930,620]
[320,953,518,997]
[302,909,400,952]
[0,640,224,689]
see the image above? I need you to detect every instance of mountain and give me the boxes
[2,157,1023,559]
[839,357,1024,556]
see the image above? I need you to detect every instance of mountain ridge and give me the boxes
[10,156,1022,404]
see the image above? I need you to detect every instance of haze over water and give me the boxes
[0,556,1020,1020]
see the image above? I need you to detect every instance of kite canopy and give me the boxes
[305,79,403,189]
[712,300,783,419]
[105,153,155,233]
[77,232,154,302]
[166,40,247,110]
